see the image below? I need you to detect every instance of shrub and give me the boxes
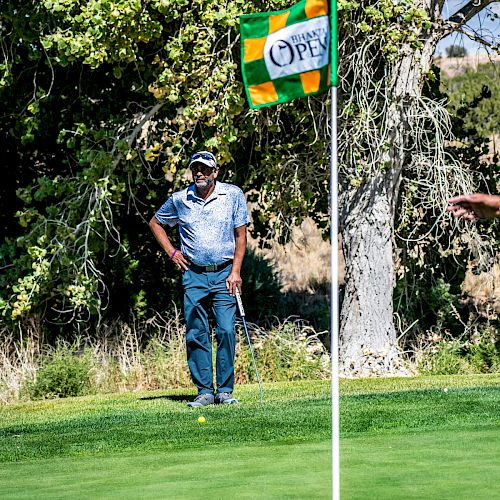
[3,313,330,402]
[418,339,471,375]
[234,319,330,383]
[468,328,500,373]
[26,342,93,399]
[417,326,500,375]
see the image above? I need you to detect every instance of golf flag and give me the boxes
[240,0,338,109]
[241,3,340,498]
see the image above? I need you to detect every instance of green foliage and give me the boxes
[0,0,439,327]
[0,0,302,328]
[423,278,460,325]
[40,0,164,68]
[468,328,500,373]
[341,0,431,60]
[26,343,93,399]
[395,62,499,348]
[418,339,469,375]
[240,249,283,320]
[418,329,500,375]
[235,321,329,383]
[0,0,496,358]
[443,62,500,139]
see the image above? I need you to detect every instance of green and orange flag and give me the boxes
[240,0,338,109]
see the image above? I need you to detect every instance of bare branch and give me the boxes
[462,31,499,53]
[430,0,448,20]
[126,102,163,149]
[446,0,496,27]
[454,25,500,53]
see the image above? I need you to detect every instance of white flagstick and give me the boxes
[330,86,341,500]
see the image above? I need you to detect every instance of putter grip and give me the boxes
[235,288,246,317]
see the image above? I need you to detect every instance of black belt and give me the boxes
[190,260,232,272]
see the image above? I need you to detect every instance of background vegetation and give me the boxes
[0,1,498,401]
[394,58,499,367]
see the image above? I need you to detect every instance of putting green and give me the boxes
[1,377,499,498]
[1,428,498,499]
[0,441,331,499]
[343,427,500,499]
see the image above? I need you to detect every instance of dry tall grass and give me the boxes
[462,261,500,320]
[249,218,342,292]
[0,317,41,403]
[0,309,330,403]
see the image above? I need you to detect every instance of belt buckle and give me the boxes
[206,264,217,272]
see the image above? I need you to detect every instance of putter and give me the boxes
[235,287,263,404]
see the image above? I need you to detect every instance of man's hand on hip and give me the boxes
[226,271,242,297]
[171,251,190,271]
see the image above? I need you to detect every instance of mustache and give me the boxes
[194,177,214,186]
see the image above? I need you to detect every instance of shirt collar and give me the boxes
[187,181,226,203]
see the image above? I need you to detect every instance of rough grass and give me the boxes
[0,375,499,498]
[249,219,336,292]
[0,317,330,403]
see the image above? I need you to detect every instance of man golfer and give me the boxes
[150,151,250,407]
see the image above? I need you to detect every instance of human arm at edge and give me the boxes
[447,193,500,220]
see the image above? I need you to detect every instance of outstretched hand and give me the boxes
[447,193,500,220]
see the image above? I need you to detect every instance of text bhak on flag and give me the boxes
[240,0,334,109]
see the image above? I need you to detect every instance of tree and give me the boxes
[0,0,497,378]
[443,61,500,139]
[333,0,498,376]
[0,0,251,327]
[217,0,499,376]
[445,44,468,57]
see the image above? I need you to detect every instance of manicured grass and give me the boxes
[343,428,499,500]
[0,442,331,499]
[0,375,499,499]
[0,382,331,461]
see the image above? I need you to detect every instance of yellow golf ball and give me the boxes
[198,416,206,423]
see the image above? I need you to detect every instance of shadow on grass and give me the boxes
[139,394,193,402]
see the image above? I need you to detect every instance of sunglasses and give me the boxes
[190,152,215,162]
[190,164,215,175]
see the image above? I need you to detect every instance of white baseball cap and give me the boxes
[188,151,217,170]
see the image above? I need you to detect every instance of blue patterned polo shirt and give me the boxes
[155,182,250,266]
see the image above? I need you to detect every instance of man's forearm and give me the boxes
[448,193,500,220]
[150,216,190,271]
[149,217,175,256]
[232,226,247,274]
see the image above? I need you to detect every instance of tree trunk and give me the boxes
[338,31,441,377]
[340,172,406,376]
